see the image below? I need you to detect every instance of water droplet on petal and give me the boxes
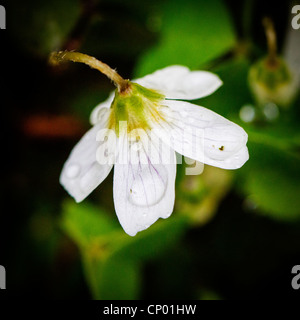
[128,165,168,207]
[66,164,80,178]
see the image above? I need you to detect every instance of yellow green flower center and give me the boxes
[108,82,166,136]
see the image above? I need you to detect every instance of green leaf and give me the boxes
[199,58,253,118]
[134,0,236,77]
[111,215,189,261]
[240,140,300,221]
[61,201,141,299]
[86,216,188,299]
[61,200,189,260]
[61,200,119,248]
[61,201,189,299]
[83,254,141,300]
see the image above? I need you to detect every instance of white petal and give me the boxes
[113,131,176,236]
[90,91,115,125]
[60,112,114,202]
[158,100,249,169]
[134,65,222,100]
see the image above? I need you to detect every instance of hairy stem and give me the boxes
[49,51,130,93]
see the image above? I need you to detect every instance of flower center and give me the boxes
[108,83,166,136]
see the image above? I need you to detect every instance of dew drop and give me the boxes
[128,165,168,207]
[66,164,80,178]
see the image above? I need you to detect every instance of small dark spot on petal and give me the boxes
[130,189,132,193]
[219,146,224,151]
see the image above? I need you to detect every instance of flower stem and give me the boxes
[262,17,278,67]
[49,51,130,93]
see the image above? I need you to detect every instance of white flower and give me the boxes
[60,65,249,236]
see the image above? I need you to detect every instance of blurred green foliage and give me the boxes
[134,0,236,76]
[4,0,300,300]
[199,57,300,221]
[61,201,188,299]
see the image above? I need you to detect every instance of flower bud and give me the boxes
[248,56,299,109]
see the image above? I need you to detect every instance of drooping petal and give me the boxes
[157,100,249,170]
[60,110,114,202]
[134,65,222,100]
[90,91,115,125]
[113,130,177,236]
